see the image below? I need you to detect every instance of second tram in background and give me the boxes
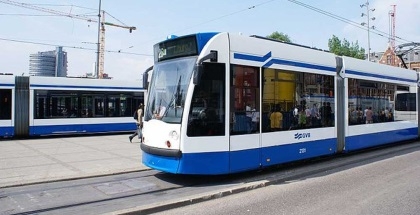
[140,32,419,175]
[0,75,145,138]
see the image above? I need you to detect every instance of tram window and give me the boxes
[394,91,416,121]
[395,93,416,111]
[187,62,225,137]
[230,65,260,135]
[108,95,123,117]
[94,97,105,116]
[34,90,78,118]
[0,89,12,120]
[348,78,395,125]
[261,69,334,132]
[34,90,142,119]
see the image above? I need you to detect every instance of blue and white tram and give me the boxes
[141,32,419,175]
[0,75,146,138]
[0,75,14,137]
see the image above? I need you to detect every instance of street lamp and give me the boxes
[361,0,375,61]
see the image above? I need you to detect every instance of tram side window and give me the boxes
[395,93,416,111]
[261,69,335,132]
[0,89,12,120]
[34,90,143,119]
[124,92,143,117]
[187,62,225,137]
[108,95,131,117]
[230,65,260,135]
[394,90,416,121]
[348,78,395,125]
[34,90,79,118]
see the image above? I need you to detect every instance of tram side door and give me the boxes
[229,132,261,173]
[229,65,261,173]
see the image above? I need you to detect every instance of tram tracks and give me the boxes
[1,170,237,215]
[2,141,419,215]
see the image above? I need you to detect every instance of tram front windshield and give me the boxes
[144,57,196,123]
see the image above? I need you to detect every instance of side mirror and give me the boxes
[193,51,217,85]
[143,66,153,89]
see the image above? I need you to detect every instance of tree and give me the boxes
[328,35,365,59]
[267,31,291,43]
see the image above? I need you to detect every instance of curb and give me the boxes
[105,142,420,214]
[104,180,270,215]
[106,157,351,215]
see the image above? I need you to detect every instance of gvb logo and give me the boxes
[295,132,310,140]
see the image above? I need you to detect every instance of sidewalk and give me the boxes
[0,134,148,188]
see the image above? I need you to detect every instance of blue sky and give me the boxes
[1,0,419,80]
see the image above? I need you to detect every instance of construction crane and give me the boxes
[0,0,136,79]
[97,10,136,78]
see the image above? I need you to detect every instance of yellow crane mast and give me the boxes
[98,10,136,78]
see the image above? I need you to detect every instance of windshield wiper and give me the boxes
[163,76,182,117]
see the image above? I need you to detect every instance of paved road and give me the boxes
[153,142,420,215]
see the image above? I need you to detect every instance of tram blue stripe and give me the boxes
[234,52,271,62]
[30,123,137,136]
[346,69,416,83]
[346,127,417,151]
[0,84,14,87]
[233,52,336,73]
[30,84,145,91]
[263,59,336,72]
[0,126,14,137]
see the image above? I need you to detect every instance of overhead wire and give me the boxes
[29,3,96,11]
[0,0,416,54]
[0,37,152,56]
[285,0,415,45]
[0,13,62,16]
[169,0,276,35]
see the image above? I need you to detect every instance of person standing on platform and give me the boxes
[129,103,144,143]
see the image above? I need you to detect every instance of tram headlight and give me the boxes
[169,130,179,140]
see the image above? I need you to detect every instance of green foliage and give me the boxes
[328,35,365,59]
[267,31,291,43]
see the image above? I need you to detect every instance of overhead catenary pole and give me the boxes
[366,2,371,61]
[361,0,375,61]
[389,5,396,51]
[96,0,102,79]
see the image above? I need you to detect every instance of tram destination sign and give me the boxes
[154,35,198,62]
